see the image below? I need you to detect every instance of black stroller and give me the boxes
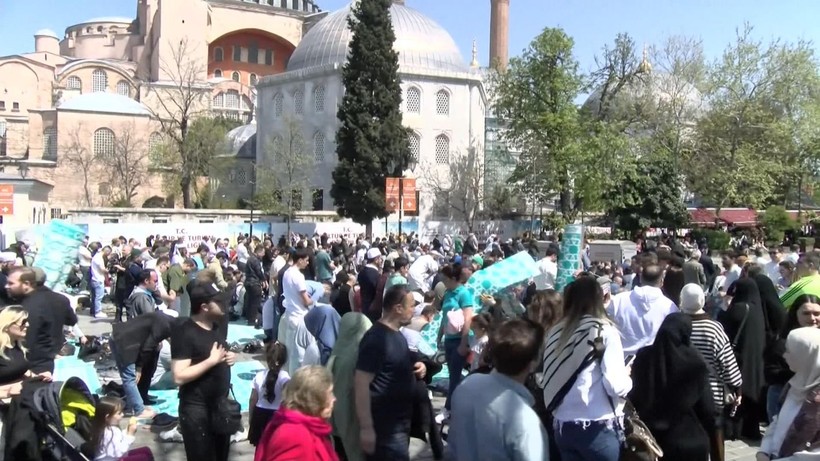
[27,377,97,461]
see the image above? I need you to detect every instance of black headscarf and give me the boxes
[751,273,787,340]
[631,313,708,419]
[719,277,767,398]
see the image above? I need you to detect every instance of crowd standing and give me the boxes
[0,228,816,461]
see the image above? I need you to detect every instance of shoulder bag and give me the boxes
[213,385,243,436]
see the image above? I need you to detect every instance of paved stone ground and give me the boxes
[74,303,760,461]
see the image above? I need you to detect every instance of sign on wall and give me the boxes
[0,185,14,215]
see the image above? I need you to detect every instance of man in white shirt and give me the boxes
[764,247,784,285]
[235,236,250,271]
[90,246,111,319]
[607,264,677,355]
[407,251,440,293]
[533,246,558,290]
[77,237,92,292]
[280,249,314,375]
[720,252,742,293]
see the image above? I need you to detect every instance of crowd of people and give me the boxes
[0,229,816,461]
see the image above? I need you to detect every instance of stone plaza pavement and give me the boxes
[75,308,761,461]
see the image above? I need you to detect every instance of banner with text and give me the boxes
[83,222,271,251]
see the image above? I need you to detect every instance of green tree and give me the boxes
[761,205,796,244]
[492,28,589,221]
[604,156,689,235]
[332,0,409,234]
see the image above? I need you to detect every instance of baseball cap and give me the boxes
[186,280,231,310]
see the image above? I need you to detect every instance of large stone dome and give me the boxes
[225,122,256,159]
[583,72,705,121]
[286,2,467,74]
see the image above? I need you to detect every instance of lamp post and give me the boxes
[249,161,257,239]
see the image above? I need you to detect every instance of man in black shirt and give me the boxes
[355,284,426,461]
[244,244,266,326]
[111,311,175,418]
[358,248,383,321]
[171,279,236,461]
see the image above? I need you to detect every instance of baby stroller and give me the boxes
[31,377,97,461]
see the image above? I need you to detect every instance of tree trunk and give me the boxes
[365,222,373,239]
[180,175,192,208]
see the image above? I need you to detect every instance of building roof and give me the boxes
[34,29,59,39]
[58,92,151,116]
[225,122,257,159]
[286,2,467,73]
[74,17,134,25]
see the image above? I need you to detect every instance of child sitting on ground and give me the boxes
[86,396,153,461]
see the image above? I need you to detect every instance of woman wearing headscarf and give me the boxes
[304,305,341,366]
[718,277,767,440]
[629,313,716,461]
[757,327,820,460]
[679,284,742,461]
[764,294,820,421]
[327,312,372,461]
[748,266,788,343]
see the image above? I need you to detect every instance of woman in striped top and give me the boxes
[680,283,743,461]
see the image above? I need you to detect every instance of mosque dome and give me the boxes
[225,122,257,159]
[583,71,704,121]
[34,29,59,39]
[286,2,467,74]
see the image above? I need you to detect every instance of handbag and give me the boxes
[444,309,465,336]
[213,386,243,436]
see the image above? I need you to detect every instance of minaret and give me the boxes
[490,0,510,69]
[470,40,480,68]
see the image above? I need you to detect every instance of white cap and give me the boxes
[366,248,382,261]
[0,252,16,263]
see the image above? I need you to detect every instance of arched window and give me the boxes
[214,47,224,62]
[43,127,57,159]
[313,85,325,113]
[269,135,283,164]
[66,76,82,91]
[93,128,115,158]
[406,86,421,113]
[116,80,130,97]
[91,69,108,93]
[231,71,240,82]
[225,90,240,109]
[435,90,450,116]
[313,131,325,162]
[434,134,449,164]
[148,132,162,156]
[293,89,304,115]
[408,132,420,165]
[213,92,224,108]
[273,93,283,118]
[214,69,223,78]
[250,74,258,86]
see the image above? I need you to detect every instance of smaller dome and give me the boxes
[58,92,150,116]
[34,29,58,39]
[76,17,133,25]
[225,122,257,159]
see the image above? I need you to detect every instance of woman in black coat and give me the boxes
[630,313,715,461]
[718,277,767,440]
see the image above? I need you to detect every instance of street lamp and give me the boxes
[249,161,257,239]
[17,164,29,179]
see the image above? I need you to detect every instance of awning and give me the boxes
[688,208,758,227]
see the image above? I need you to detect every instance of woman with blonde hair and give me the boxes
[254,365,338,461]
[0,305,47,395]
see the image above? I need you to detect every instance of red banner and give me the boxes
[385,178,400,212]
[0,185,13,215]
[401,178,417,212]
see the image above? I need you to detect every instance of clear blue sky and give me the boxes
[1,0,819,74]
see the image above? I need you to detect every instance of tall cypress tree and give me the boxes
[332,0,409,232]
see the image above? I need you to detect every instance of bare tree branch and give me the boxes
[59,125,96,207]
[99,124,151,206]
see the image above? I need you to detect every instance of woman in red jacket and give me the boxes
[255,365,338,461]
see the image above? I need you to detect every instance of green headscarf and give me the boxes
[327,312,372,461]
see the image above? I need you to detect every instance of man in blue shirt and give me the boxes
[449,318,550,461]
